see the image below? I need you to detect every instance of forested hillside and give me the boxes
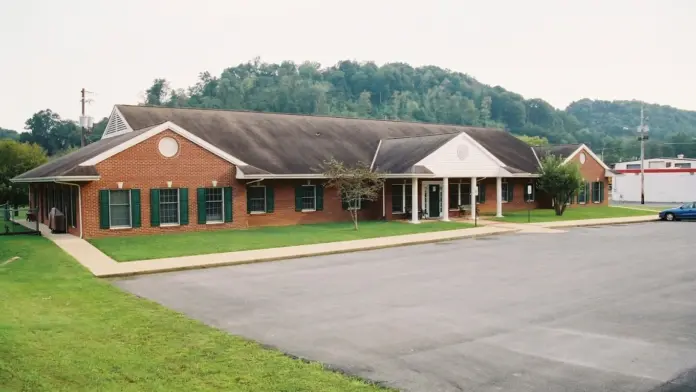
[3,58,696,164]
[143,58,696,164]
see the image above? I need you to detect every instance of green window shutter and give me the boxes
[316,185,324,211]
[341,191,349,210]
[197,188,206,224]
[507,183,514,202]
[131,189,141,228]
[150,189,160,227]
[224,187,233,222]
[600,182,605,203]
[179,188,189,225]
[295,186,303,211]
[266,186,275,213]
[99,190,110,229]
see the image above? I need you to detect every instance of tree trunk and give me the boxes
[351,209,359,230]
[554,198,564,216]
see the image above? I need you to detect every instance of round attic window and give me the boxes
[579,152,587,164]
[158,137,179,158]
[457,144,469,161]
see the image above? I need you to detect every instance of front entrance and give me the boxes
[428,184,440,218]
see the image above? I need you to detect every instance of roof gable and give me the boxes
[372,133,459,174]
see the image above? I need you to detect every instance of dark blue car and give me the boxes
[659,203,696,221]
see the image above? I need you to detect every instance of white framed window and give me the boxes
[247,186,266,214]
[626,164,641,170]
[301,185,316,211]
[109,190,131,228]
[675,162,692,168]
[160,188,180,225]
[391,184,412,213]
[592,181,603,203]
[205,188,224,222]
[578,182,588,204]
[501,180,510,203]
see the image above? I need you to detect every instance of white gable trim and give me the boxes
[415,133,510,178]
[563,144,610,171]
[101,106,134,139]
[80,121,249,167]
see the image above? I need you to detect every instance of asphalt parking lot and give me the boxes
[116,222,696,392]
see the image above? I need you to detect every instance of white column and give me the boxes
[496,176,503,218]
[442,177,450,221]
[470,177,477,220]
[410,177,420,224]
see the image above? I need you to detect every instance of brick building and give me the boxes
[12,106,613,239]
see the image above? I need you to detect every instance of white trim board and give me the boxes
[11,176,101,183]
[80,121,249,167]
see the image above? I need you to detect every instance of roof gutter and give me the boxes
[10,176,101,183]
[54,181,84,239]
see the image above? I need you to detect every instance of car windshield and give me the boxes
[680,203,693,209]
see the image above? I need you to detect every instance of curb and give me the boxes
[104,228,518,279]
[536,217,659,229]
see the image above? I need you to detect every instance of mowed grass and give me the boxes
[491,206,657,223]
[0,236,387,392]
[90,221,474,262]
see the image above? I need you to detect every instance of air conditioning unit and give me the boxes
[48,207,66,234]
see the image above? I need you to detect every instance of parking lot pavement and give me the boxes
[116,222,696,392]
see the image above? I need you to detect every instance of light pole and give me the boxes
[637,103,649,205]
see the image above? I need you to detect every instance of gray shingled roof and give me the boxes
[15,106,545,181]
[372,133,459,174]
[464,128,541,174]
[12,130,149,181]
[118,105,540,175]
[532,144,581,160]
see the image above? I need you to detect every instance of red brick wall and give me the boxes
[81,130,245,238]
[79,130,384,238]
[568,147,609,207]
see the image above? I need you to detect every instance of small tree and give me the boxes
[536,155,583,216]
[322,158,385,230]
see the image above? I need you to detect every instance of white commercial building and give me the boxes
[613,156,696,203]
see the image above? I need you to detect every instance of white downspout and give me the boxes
[54,181,82,239]
[382,184,386,219]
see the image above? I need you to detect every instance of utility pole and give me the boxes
[80,88,86,147]
[638,103,649,205]
[79,88,94,147]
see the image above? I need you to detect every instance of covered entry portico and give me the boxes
[407,176,502,223]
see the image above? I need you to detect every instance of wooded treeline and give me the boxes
[2,58,696,164]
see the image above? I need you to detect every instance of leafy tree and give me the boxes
[145,78,170,106]
[322,158,385,230]
[536,155,583,216]
[0,140,47,205]
[516,135,549,146]
[0,128,19,140]
[20,110,80,155]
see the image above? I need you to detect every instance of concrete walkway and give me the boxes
[22,214,658,278]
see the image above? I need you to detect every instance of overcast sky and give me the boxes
[1,0,693,131]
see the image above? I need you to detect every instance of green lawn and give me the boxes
[491,206,657,223]
[91,221,474,262]
[0,236,387,392]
